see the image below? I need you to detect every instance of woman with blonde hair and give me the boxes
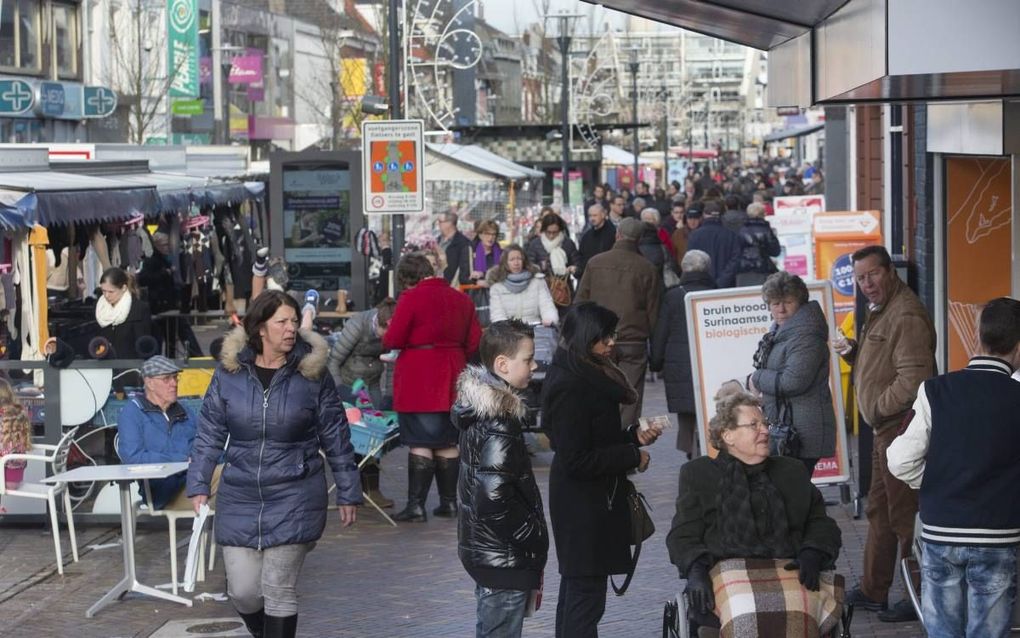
[469,219,502,283]
[0,379,32,493]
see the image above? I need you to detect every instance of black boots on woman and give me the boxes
[393,453,434,522]
[432,456,460,518]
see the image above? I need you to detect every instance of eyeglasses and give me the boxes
[151,374,180,384]
[734,419,769,432]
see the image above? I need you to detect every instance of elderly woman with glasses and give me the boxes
[469,219,503,283]
[748,271,836,476]
[666,391,842,632]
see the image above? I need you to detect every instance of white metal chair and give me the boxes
[0,427,81,575]
[134,478,216,596]
[113,432,216,596]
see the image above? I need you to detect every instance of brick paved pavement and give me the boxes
[0,377,924,637]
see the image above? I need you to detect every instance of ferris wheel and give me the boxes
[405,0,484,132]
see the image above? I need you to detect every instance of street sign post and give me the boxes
[361,119,425,214]
[0,79,34,115]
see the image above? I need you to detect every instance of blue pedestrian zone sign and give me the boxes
[83,86,117,118]
[0,80,34,115]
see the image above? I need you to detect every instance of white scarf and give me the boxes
[95,291,133,327]
[540,233,568,275]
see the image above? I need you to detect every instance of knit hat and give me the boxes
[141,355,182,378]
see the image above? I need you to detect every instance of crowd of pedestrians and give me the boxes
[12,159,1020,638]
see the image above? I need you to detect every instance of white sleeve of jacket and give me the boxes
[886,382,932,489]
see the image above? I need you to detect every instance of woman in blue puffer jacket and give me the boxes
[187,290,361,638]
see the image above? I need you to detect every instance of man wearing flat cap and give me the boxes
[576,217,662,430]
[116,355,200,509]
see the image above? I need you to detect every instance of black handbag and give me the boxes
[609,477,655,596]
[768,396,802,457]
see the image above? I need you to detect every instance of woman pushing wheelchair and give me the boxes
[666,390,844,637]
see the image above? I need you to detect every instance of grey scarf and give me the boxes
[502,270,533,294]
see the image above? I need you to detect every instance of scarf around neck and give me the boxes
[714,451,796,560]
[503,270,533,294]
[474,241,501,273]
[95,292,133,328]
[539,232,568,275]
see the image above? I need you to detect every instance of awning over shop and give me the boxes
[0,171,160,226]
[602,145,654,166]
[0,190,37,230]
[763,122,825,143]
[426,144,544,180]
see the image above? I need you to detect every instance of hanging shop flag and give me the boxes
[167,0,200,97]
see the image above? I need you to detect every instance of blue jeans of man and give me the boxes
[475,585,528,638]
[921,541,1017,638]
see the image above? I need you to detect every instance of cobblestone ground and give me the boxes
[0,377,924,637]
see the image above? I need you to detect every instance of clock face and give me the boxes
[437,29,483,70]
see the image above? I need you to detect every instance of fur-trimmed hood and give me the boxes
[452,365,527,431]
[219,325,329,381]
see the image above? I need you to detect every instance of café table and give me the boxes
[43,462,193,617]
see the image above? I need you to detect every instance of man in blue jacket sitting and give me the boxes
[116,355,197,509]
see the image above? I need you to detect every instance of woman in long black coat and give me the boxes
[541,302,660,638]
[649,249,717,457]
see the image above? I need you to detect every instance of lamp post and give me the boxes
[387,0,405,254]
[662,82,669,188]
[551,13,581,208]
[628,46,640,190]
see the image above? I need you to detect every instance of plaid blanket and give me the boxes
[711,558,843,638]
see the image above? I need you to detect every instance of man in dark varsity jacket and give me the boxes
[888,296,1020,638]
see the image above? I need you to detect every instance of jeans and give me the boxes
[556,576,606,638]
[921,541,1017,638]
[475,585,528,638]
[221,542,315,617]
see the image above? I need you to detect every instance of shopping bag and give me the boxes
[183,503,211,593]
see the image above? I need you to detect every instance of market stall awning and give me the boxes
[0,171,160,226]
[0,190,37,231]
[426,144,544,180]
[96,172,212,212]
[602,145,654,166]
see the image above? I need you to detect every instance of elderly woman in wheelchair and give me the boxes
[665,391,844,637]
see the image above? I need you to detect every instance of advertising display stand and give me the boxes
[269,150,367,310]
[772,195,825,279]
[813,210,882,325]
[685,282,851,487]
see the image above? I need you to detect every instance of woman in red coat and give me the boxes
[383,253,482,522]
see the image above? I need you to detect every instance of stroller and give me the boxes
[522,324,557,431]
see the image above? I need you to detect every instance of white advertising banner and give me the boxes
[684,281,851,485]
[773,195,825,280]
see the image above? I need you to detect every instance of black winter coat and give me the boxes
[687,218,743,288]
[524,235,580,276]
[96,295,152,360]
[137,253,179,315]
[542,348,643,577]
[737,218,781,275]
[454,366,548,590]
[187,326,361,550]
[442,231,473,285]
[666,454,842,576]
[576,222,616,280]
[650,271,717,414]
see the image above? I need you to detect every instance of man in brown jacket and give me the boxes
[576,217,662,429]
[838,245,936,623]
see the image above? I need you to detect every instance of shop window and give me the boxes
[0,0,40,72]
[52,2,77,78]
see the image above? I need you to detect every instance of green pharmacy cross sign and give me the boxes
[0,80,34,115]
[83,86,117,118]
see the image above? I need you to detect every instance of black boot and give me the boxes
[393,454,434,522]
[432,456,459,518]
[263,614,297,638]
[360,464,394,508]
[237,608,265,637]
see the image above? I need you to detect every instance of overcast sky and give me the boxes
[480,0,671,36]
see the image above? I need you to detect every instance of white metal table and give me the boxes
[44,462,192,617]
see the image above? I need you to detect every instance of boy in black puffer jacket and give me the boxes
[453,320,549,638]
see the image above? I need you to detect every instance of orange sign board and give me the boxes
[945,157,1012,371]
[814,211,882,325]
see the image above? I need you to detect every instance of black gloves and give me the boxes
[785,547,827,591]
[685,559,715,615]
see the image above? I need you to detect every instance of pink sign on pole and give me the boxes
[228,55,263,84]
